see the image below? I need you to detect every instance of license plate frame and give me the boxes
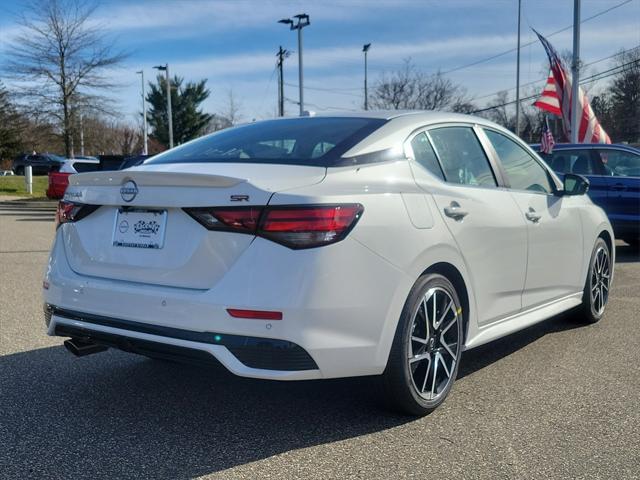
[112,208,167,249]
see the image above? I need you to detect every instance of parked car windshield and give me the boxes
[146,117,387,167]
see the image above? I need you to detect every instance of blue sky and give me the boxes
[0,0,639,123]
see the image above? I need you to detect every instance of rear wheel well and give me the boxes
[423,262,470,344]
[598,230,613,256]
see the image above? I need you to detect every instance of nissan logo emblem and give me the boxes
[120,180,138,202]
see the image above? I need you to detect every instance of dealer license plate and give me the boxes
[113,209,167,249]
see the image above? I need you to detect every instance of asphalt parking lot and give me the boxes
[1,198,639,480]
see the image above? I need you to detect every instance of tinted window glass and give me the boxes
[146,117,386,166]
[410,133,444,180]
[545,150,602,175]
[73,162,102,173]
[597,149,640,177]
[428,127,496,187]
[485,130,552,193]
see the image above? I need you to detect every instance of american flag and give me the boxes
[540,117,555,154]
[533,30,611,144]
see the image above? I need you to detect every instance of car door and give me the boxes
[27,154,46,174]
[409,125,528,326]
[565,148,610,213]
[597,148,640,234]
[482,129,584,309]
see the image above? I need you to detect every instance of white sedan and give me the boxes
[44,111,613,415]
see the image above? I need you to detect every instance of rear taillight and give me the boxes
[184,207,262,233]
[260,205,363,248]
[55,201,99,229]
[183,204,363,249]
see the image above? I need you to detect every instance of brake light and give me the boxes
[55,201,99,229]
[184,207,262,233]
[260,205,363,248]
[183,204,363,249]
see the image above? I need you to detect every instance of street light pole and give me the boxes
[136,70,149,155]
[570,0,581,143]
[79,113,85,156]
[515,0,522,137]
[279,14,310,116]
[363,43,371,111]
[153,64,174,148]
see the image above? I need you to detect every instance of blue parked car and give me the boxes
[532,143,640,247]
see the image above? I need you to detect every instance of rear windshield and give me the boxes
[146,117,387,167]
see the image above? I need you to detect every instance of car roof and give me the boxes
[310,109,483,122]
[532,143,640,154]
[331,110,511,157]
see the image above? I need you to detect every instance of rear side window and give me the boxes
[73,162,101,173]
[428,127,497,187]
[546,150,604,175]
[410,133,444,180]
[484,130,552,194]
[597,149,640,177]
[146,117,386,166]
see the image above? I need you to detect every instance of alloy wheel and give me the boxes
[407,287,460,401]
[590,246,610,316]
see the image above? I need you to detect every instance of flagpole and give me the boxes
[570,0,581,143]
[515,0,522,137]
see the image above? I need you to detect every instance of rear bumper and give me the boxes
[47,305,319,376]
[44,228,413,380]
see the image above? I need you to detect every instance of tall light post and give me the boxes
[279,13,310,116]
[570,0,581,143]
[153,64,174,148]
[363,43,371,111]
[136,70,149,155]
[515,0,522,137]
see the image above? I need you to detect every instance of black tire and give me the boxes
[576,237,611,324]
[380,273,463,416]
[14,167,24,176]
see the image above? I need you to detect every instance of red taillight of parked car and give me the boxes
[184,204,363,249]
[55,201,99,229]
[46,171,71,200]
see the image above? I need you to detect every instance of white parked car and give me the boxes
[59,156,100,173]
[44,111,614,415]
[0,170,15,176]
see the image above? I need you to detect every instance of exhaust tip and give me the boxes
[64,338,108,357]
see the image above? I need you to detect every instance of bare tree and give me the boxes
[371,59,475,113]
[5,0,127,157]
[223,90,242,126]
[479,89,545,142]
[206,90,243,133]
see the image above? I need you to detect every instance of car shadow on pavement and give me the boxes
[615,243,640,264]
[0,345,411,479]
[458,311,584,381]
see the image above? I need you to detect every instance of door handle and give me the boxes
[611,183,627,191]
[443,202,468,221]
[525,207,541,223]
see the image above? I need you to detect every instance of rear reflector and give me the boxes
[227,309,283,320]
[184,204,363,249]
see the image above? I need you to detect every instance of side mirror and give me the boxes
[562,173,590,196]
